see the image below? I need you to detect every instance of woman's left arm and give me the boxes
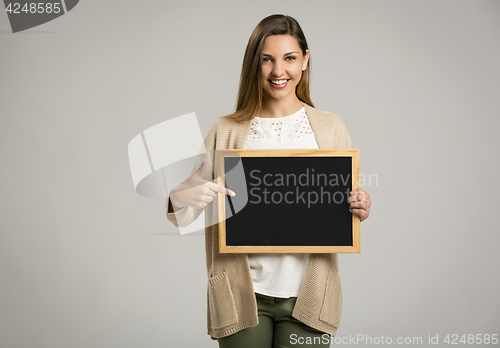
[349,188,372,222]
[335,115,371,221]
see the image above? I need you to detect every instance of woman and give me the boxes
[166,14,371,348]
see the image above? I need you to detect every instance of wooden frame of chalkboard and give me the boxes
[217,149,360,253]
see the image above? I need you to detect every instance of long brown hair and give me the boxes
[221,14,314,121]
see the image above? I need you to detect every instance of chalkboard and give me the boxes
[217,149,360,253]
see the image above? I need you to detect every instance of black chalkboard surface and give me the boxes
[217,149,360,253]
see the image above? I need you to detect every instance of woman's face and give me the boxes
[260,34,309,102]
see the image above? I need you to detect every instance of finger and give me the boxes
[350,201,369,209]
[351,188,369,198]
[358,188,370,200]
[206,181,236,196]
[350,200,369,213]
[349,207,367,219]
[350,205,369,220]
[349,193,364,204]
[204,186,230,198]
[205,189,218,198]
[195,202,208,209]
[203,195,214,204]
[354,197,371,209]
[349,207,361,215]
[366,197,372,208]
[349,193,364,203]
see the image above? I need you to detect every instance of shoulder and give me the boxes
[210,115,249,134]
[304,103,349,130]
[204,117,227,138]
[304,103,353,148]
[203,114,249,148]
[212,116,238,129]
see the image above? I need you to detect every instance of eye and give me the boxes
[285,56,296,61]
[263,57,272,63]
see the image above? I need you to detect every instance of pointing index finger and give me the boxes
[207,182,236,196]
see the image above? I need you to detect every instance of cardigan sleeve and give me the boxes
[343,119,353,149]
[165,121,218,228]
[333,113,353,149]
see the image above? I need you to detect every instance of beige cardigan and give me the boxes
[166,101,353,340]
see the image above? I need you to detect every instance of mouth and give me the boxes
[268,79,290,88]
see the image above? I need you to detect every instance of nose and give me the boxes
[272,60,284,77]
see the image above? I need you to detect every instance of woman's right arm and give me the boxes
[166,159,235,227]
[165,121,235,227]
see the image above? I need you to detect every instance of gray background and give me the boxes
[1,0,499,347]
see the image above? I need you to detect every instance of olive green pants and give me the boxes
[217,292,331,348]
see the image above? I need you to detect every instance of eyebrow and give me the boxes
[263,51,299,57]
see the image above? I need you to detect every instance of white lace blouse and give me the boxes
[244,107,320,298]
[244,106,316,146]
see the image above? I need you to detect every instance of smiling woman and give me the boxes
[165,14,372,348]
[219,14,315,122]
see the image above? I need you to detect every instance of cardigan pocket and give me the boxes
[319,271,342,328]
[208,272,239,329]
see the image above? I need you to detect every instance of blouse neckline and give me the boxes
[253,107,305,120]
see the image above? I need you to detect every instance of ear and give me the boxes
[302,49,310,71]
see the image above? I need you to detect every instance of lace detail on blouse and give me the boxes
[249,107,313,143]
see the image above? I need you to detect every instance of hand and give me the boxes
[169,159,236,210]
[349,188,371,222]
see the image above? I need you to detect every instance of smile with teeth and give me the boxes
[270,79,289,85]
[269,79,290,88]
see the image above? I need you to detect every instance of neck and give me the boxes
[259,95,304,118]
